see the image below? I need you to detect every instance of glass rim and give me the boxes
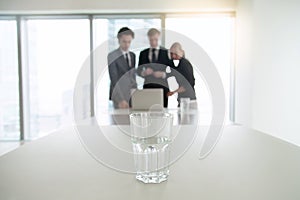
[129,112,173,119]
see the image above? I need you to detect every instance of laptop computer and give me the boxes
[131,89,164,110]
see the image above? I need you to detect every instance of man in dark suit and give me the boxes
[108,27,137,109]
[137,28,170,107]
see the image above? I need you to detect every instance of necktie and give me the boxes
[151,48,157,63]
[125,53,130,67]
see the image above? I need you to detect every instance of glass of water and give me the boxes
[180,97,190,113]
[130,112,173,183]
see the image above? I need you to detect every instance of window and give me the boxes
[22,19,90,139]
[93,17,161,111]
[0,14,235,141]
[0,20,20,140]
[165,15,235,123]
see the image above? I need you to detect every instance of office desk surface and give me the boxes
[0,123,300,200]
[96,108,200,125]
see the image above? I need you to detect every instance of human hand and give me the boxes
[167,91,175,97]
[177,86,186,93]
[118,100,129,109]
[144,68,153,76]
[153,71,166,78]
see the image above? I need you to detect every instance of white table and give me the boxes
[0,122,300,199]
[95,108,199,125]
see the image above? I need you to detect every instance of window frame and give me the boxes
[0,12,236,141]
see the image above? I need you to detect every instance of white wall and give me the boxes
[236,0,300,145]
[0,0,236,13]
[235,0,254,127]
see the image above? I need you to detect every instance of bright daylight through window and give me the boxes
[0,14,235,141]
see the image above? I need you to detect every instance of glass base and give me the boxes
[136,170,169,184]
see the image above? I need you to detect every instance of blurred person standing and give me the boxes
[167,42,197,107]
[108,27,137,109]
[137,28,170,107]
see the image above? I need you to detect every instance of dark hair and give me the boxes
[117,27,134,39]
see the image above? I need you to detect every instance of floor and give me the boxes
[0,142,24,157]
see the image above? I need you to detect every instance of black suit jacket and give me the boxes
[137,47,170,87]
[107,48,137,105]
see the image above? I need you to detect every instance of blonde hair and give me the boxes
[170,42,185,58]
[147,28,161,37]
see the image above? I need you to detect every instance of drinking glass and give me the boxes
[130,112,173,183]
[180,98,190,113]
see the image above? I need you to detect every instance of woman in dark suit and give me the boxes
[167,42,197,106]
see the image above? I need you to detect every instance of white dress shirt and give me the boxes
[148,46,160,62]
[121,49,131,67]
[173,59,180,67]
[145,46,166,79]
